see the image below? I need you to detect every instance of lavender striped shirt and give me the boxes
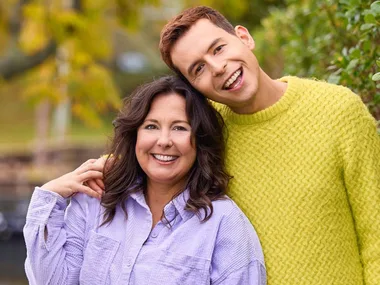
[24,187,266,284]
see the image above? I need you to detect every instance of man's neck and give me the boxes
[231,69,288,115]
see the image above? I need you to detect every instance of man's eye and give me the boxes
[195,63,204,75]
[214,45,224,55]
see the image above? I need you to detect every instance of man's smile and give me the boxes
[223,67,243,90]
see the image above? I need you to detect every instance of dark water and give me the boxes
[0,235,28,285]
[0,146,104,284]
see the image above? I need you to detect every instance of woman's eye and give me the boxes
[144,124,157,130]
[173,126,187,131]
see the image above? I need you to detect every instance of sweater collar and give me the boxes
[216,76,301,125]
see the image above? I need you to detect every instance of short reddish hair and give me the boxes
[159,6,235,73]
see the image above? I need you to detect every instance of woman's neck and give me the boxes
[145,180,185,228]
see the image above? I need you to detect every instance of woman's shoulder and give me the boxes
[210,196,265,262]
[68,192,102,219]
[210,196,247,220]
[71,192,100,206]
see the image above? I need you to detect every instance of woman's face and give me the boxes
[135,92,196,187]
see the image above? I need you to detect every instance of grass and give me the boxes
[0,119,114,155]
[0,83,115,154]
[0,88,116,184]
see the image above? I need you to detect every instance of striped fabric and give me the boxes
[24,187,266,284]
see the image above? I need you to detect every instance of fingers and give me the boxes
[95,178,105,189]
[79,170,104,196]
[95,156,114,174]
[86,179,104,195]
[79,169,102,179]
[72,158,108,199]
[79,158,98,168]
[77,184,102,199]
[100,155,115,172]
[76,159,105,175]
[87,178,105,191]
[79,171,103,192]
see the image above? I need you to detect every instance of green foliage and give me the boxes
[184,0,285,27]
[373,58,380,81]
[0,0,160,129]
[17,0,122,128]
[254,0,380,119]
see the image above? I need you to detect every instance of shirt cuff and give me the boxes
[26,187,67,226]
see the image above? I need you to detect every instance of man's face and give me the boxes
[171,19,261,113]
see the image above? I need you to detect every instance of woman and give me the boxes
[24,76,266,284]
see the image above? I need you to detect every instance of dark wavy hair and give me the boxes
[101,75,231,225]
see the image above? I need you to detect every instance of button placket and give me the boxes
[149,221,165,240]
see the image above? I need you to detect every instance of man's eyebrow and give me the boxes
[187,37,222,76]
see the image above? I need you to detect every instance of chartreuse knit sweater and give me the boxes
[214,76,380,285]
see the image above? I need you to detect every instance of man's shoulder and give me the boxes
[284,76,364,112]
[283,76,356,97]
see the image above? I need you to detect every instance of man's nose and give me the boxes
[210,59,227,77]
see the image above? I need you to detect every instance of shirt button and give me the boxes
[45,196,52,203]
[126,258,132,267]
[151,231,158,238]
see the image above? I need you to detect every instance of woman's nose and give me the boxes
[157,131,173,148]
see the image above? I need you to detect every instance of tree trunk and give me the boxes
[33,100,50,168]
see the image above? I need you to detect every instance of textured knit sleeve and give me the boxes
[210,203,266,285]
[24,187,89,285]
[340,93,380,285]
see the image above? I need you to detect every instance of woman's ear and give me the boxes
[234,25,255,50]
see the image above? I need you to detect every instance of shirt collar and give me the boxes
[130,187,194,222]
[170,188,193,222]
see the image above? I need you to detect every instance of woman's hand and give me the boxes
[41,159,105,199]
[85,155,109,194]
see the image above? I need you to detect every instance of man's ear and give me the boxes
[234,25,255,50]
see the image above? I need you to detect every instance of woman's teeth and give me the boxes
[153,154,177,162]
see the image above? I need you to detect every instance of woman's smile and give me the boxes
[135,92,196,186]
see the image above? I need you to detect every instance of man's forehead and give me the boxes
[182,19,227,40]
[171,20,228,73]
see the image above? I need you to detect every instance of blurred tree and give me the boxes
[0,0,160,80]
[0,0,286,116]
[254,0,380,120]
[141,0,285,63]
[0,0,159,166]
[183,0,286,27]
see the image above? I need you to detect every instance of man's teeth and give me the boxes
[153,154,177,161]
[224,69,241,88]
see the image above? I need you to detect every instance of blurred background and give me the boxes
[0,0,379,283]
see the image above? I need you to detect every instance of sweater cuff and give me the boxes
[26,187,67,226]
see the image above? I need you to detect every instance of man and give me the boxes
[158,6,380,285]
